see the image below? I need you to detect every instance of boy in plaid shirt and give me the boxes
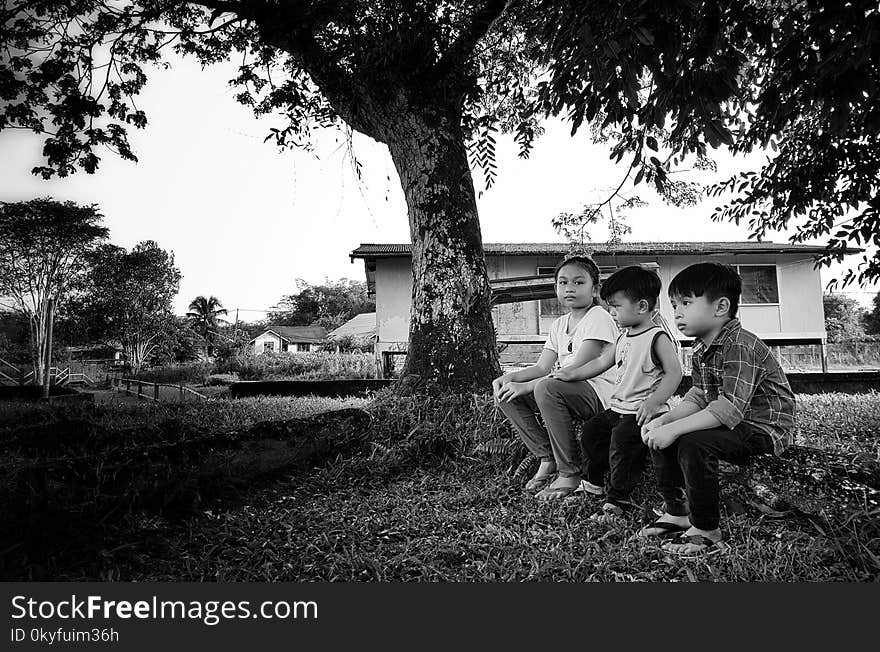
[639,262,795,556]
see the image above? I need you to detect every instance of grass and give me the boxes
[1,391,877,582]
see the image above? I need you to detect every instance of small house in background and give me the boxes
[249,326,328,355]
[350,241,863,375]
[327,312,378,350]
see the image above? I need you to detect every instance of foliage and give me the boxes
[269,278,374,330]
[133,361,215,386]
[149,316,204,366]
[823,294,867,344]
[320,333,375,354]
[214,351,376,380]
[72,241,181,374]
[530,0,880,286]
[863,291,880,336]
[0,198,108,378]
[185,295,228,356]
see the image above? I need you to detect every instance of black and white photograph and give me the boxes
[1,0,878,620]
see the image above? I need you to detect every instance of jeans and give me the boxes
[579,409,647,507]
[497,377,602,477]
[651,425,774,530]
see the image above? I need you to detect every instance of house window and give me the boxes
[281,342,289,352]
[735,265,779,304]
[297,343,309,352]
[263,341,274,353]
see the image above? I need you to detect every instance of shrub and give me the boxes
[134,362,215,385]
[215,352,376,380]
[204,373,238,386]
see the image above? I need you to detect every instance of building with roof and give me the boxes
[327,312,377,347]
[249,325,328,355]
[350,241,862,373]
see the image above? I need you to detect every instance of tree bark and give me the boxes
[385,105,500,391]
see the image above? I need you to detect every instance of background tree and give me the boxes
[862,291,880,336]
[0,198,108,381]
[0,0,551,390]
[529,0,880,287]
[268,278,374,330]
[74,241,182,374]
[186,295,228,357]
[151,316,204,366]
[822,294,866,344]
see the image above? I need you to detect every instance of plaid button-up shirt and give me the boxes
[682,319,796,455]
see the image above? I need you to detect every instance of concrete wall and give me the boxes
[372,252,827,354]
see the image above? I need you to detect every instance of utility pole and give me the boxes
[234,308,239,334]
[42,297,55,399]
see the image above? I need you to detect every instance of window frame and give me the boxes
[734,263,780,306]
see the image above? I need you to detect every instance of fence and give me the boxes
[113,377,208,402]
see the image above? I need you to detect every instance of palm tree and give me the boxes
[186,295,228,357]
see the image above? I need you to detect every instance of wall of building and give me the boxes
[372,251,827,354]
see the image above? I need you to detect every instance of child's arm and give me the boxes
[493,349,557,403]
[553,340,615,381]
[642,408,724,450]
[635,333,683,426]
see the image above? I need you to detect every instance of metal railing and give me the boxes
[114,377,208,402]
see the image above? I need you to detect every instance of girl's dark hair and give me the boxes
[600,265,661,310]
[553,255,600,285]
[668,262,742,318]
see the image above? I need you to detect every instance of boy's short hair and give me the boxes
[668,262,741,318]
[599,265,661,310]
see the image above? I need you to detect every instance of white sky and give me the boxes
[1,54,876,320]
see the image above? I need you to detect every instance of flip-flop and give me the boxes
[589,502,627,523]
[661,534,728,558]
[638,519,690,538]
[535,485,577,501]
[523,474,555,492]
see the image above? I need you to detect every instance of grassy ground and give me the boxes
[1,391,878,582]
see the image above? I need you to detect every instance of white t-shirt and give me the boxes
[543,306,619,408]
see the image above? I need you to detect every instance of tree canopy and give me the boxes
[0,197,108,377]
[5,1,880,388]
[268,278,374,330]
[73,240,181,373]
[528,0,880,286]
[186,294,228,355]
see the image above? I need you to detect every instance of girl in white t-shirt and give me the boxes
[492,256,619,500]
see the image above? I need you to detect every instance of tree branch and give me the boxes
[434,0,512,81]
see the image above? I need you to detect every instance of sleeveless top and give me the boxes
[608,325,676,415]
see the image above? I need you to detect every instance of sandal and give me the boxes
[661,533,728,558]
[588,502,626,523]
[638,519,690,539]
[535,484,577,501]
[524,474,555,492]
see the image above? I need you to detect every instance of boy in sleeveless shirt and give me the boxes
[561,266,682,519]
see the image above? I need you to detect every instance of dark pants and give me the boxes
[651,425,774,530]
[579,409,647,507]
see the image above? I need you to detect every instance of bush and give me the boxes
[215,352,376,380]
[134,362,215,385]
[204,373,239,386]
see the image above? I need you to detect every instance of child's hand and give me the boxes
[491,376,505,404]
[496,381,530,403]
[553,367,577,382]
[636,399,664,426]
[640,416,665,443]
[643,423,678,450]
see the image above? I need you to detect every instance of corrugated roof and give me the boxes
[251,325,328,344]
[327,312,377,339]
[350,241,863,258]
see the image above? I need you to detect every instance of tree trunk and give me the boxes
[385,105,500,391]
